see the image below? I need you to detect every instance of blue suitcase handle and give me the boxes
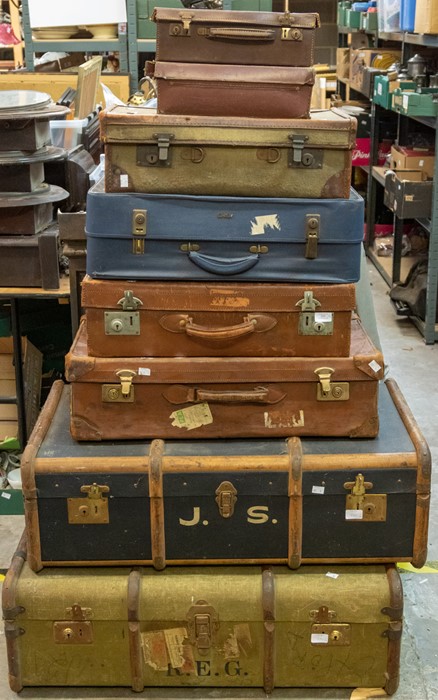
[188,251,259,276]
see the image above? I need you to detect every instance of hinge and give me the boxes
[187,599,219,655]
[314,367,349,401]
[382,620,402,640]
[102,369,137,403]
[2,605,25,619]
[305,215,320,259]
[4,623,25,640]
[215,481,237,518]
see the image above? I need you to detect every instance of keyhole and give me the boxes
[79,505,89,516]
[330,630,341,641]
[302,153,315,167]
[313,321,325,333]
[146,153,159,165]
[63,627,73,639]
[364,503,376,514]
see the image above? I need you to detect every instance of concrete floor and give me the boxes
[0,258,437,699]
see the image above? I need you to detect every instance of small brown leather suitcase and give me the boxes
[153,8,320,67]
[82,276,356,358]
[66,316,384,440]
[154,62,314,119]
[101,106,357,199]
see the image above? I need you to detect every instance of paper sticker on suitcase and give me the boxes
[86,184,364,284]
[82,276,356,358]
[3,540,402,694]
[101,107,357,199]
[153,8,320,67]
[65,317,384,440]
[22,380,430,571]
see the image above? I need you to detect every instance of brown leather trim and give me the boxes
[262,567,275,693]
[127,569,144,692]
[38,555,413,566]
[154,62,315,85]
[2,531,27,693]
[385,377,431,568]
[287,437,302,569]
[149,439,166,570]
[21,381,64,572]
[153,8,320,28]
[383,565,403,695]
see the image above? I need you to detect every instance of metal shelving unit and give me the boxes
[338,24,438,343]
[20,0,131,83]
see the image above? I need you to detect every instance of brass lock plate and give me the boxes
[298,312,333,336]
[311,623,351,646]
[102,385,135,403]
[67,496,109,525]
[187,599,219,655]
[345,493,387,521]
[104,311,140,336]
[316,382,349,401]
[281,27,303,40]
[53,621,93,644]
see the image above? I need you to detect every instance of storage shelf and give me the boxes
[404,32,438,47]
[31,39,123,52]
[339,27,438,46]
[372,166,387,187]
[337,76,370,98]
[136,39,157,51]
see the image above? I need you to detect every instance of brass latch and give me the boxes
[249,244,269,254]
[281,27,303,40]
[136,134,174,170]
[314,367,349,401]
[105,291,143,335]
[215,481,237,518]
[288,135,323,169]
[289,134,308,164]
[132,209,147,255]
[187,599,219,655]
[102,369,136,403]
[310,606,350,646]
[179,11,194,33]
[180,242,200,252]
[67,483,110,525]
[344,474,387,521]
[305,214,320,259]
[53,604,93,644]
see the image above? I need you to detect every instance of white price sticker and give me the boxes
[345,509,363,520]
[402,94,409,111]
[315,312,333,323]
[138,367,151,376]
[311,633,329,644]
[419,159,424,166]
[1,492,11,500]
[368,360,382,373]
[377,83,382,95]
[120,174,129,188]
[326,572,339,579]
[312,485,325,495]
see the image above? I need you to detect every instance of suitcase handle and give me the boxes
[200,27,276,41]
[188,251,259,275]
[159,313,277,340]
[163,385,286,405]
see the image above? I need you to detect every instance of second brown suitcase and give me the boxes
[66,316,384,440]
[154,63,315,119]
[82,277,356,358]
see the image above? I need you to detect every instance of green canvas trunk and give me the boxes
[3,537,402,693]
[101,106,356,198]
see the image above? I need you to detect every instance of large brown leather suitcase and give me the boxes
[65,316,384,440]
[82,276,356,358]
[101,106,356,198]
[22,380,430,571]
[3,534,402,694]
[153,8,320,67]
[154,62,315,119]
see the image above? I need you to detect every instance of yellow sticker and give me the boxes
[0,574,5,582]
[170,403,213,431]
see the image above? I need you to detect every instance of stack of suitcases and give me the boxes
[2,6,431,695]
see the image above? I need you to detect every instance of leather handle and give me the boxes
[203,27,276,41]
[159,313,277,340]
[163,385,286,405]
[188,251,259,276]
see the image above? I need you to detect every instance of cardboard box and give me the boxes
[350,49,401,90]
[336,48,350,80]
[414,0,438,33]
[390,145,435,178]
[0,72,130,105]
[384,170,432,219]
[0,337,42,447]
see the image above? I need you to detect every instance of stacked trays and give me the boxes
[3,9,431,695]
[0,90,70,289]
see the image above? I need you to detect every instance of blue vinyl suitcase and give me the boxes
[86,183,364,284]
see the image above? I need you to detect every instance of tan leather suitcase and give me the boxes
[3,536,402,694]
[153,8,320,67]
[154,63,315,119]
[65,316,384,440]
[82,276,356,358]
[101,106,357,199]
